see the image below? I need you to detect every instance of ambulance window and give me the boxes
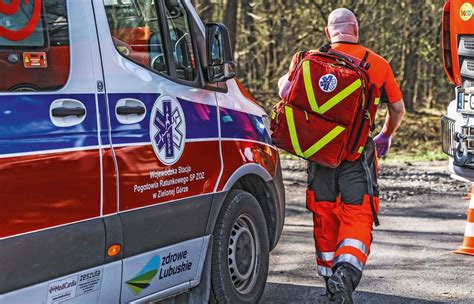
[164,0,197,82]
[104,0,168,75]
[0,0,70,92]
[0,2,47,48]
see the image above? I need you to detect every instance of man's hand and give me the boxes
[373,132,392,157]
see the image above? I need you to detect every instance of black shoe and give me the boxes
[314,277,335,303]
[327,266,354,304]
[324,276,336,301]
[315,294,331,304]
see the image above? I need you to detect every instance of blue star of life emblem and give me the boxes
[319,74,338,93]
[150,97,186,165]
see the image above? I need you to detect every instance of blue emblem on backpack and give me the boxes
[319,74,338,93]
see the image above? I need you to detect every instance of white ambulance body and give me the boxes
[0,1,285,303]
[441,0,474,181]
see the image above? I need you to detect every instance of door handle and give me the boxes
[115,98,147,125]
[51,107,86,118]
[50,99,87,127]
[116,106,146,116]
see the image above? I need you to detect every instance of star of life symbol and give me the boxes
[150,96,186,165]
[319,74,338,93]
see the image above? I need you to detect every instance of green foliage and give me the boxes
[193,0,453,160]
[194,0,452,112]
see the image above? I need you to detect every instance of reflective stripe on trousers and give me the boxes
[333,254,364,272]
[333,238,369,272]
[337,238,369,257]
[316,251,335,277]
[316,250,335,262]
[317,266,333,277]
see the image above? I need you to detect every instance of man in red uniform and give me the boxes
[279,8,405,303]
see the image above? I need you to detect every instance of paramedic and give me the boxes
[278,8,406,303]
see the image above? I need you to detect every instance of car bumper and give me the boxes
[442,100,474,181]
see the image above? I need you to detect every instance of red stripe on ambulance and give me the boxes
[0,150,101,238]
[217,141,277,191]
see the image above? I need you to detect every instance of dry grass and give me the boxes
[376,106,448,162]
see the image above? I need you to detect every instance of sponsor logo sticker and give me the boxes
[126,250,194,295]
[126,256,161,295]
[47,268,103,304]
[460,3,473,21]
[319,74,338,93]
[47,276,77,303]
[150,96,186,165]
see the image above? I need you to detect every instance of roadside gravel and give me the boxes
[262,159,474,303]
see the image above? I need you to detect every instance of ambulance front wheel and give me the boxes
[211,190,270,304]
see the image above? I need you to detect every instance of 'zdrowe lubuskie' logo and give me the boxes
[460,2,473,21]
[126,256,161,295]
[0,0,42,41]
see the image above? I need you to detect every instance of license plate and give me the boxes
[458,91,474,113]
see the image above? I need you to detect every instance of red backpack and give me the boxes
[271,47,381,168]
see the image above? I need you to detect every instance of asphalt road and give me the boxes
[262,159,474,303]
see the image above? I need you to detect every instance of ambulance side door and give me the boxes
[0,0,113,301]
[93,0,221,301]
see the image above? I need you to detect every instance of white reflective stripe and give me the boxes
[316,251,335,261]
[337,238,369,257]
[317,266,333,277]
[465,222,474,237]
[333,254,364,272]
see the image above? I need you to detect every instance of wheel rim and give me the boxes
[228,214,259,295]
[13,87,37,92]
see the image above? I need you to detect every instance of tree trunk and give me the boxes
[401,1,423,112]
[193,0,214,22]
[223,0,238,54]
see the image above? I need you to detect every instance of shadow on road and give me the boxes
[261,282,443,304]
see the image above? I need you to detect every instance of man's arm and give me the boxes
[373,100,405,157]
[382,100,405,136]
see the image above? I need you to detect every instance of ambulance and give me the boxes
[0,0,285,303]
[441,0,474,181]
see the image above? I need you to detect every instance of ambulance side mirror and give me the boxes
[206,23,236,83]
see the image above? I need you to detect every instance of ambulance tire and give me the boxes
[210,190,270,304]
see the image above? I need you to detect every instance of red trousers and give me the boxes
[306,192,379,277]
[306,139,379,278]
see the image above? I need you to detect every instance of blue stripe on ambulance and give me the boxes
[0,94,99,155]
[0,93,270,156]
[106,94,219,145]
[219,107,272,145]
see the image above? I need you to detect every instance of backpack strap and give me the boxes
[361,152,380,227]
[291,51,308,70]
[360,51,371,70]
[298,51,307,63]
[319,43,332,53]
[326,48,356,65]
